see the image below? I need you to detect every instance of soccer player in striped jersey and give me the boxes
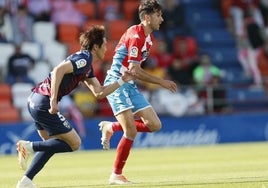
[16,25,133,188]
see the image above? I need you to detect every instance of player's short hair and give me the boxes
[138,0,162,20]
[79,25,105,51]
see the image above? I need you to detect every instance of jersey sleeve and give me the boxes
[127,34,144,64]
[68,53,95,78]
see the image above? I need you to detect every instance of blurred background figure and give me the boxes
[193,53,228,113]
[50,0,84,26]
[10,4,34,44]
[160,0,186,52]
[229,0,264,39]
[5,44,35,86]
[257,39,268,93]
[27,0,52,22]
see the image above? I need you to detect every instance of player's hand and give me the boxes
[121,70,135,82]
[162,80,178,93]
[49,99,59,114]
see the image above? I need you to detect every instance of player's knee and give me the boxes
[149,121,162,132]
[125,127,137,139]
[70,137,81,151]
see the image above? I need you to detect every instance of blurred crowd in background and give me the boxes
[1,0,268,124]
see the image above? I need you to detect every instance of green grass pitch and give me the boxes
[1,142,268,188]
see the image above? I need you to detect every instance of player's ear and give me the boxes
[144,14,151,23]
[92,44,99,52]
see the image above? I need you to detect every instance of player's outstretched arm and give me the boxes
[84,70,134,99]
[129,63,178,93]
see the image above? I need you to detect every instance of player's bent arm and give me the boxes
[129,62,178,93]
[84,76,125,100]
[49,61,73,114]
[129,62,165,85]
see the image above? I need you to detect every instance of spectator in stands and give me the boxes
[0,5,10,42]
[5,44,35,86]
[257,40,268,93]
[173,37,198,70]
[160,0,186,52]
[167,58,193,86]
[98,0,121,21]
[150,38,174,68]
[51,0,84,26]
[259,0,268,34]
[193,53,228,113]
[10,5,34,44]
[140,57,167,92]
[237,10,265,87]
[27,0,52,22]
[229,0,264,39]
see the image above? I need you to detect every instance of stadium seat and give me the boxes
[107,20,130,40]
[0,106,20,122]
[67,41,81,55]
[21,42,42,61]
[11,83,33,121]
[0,83,12,106]
[11,83,33,110]
[33,21,56,44]
[122,1,139,21]
[202,47,239,68]
[83,19,106,31]
[98,0,120,20]
[0,43,15,78]
[43,41,67,67]
[74,1,96,20]
[29,61,51,84]
[57,23,81,44]
[193,28,235,48]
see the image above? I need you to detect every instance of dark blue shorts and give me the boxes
[27,92,73,136]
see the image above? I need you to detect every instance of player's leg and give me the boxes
[99,90,160,137]
[17,93,81,187]
[37,130,50,141]
[134,106,162,132]
[109,109,136,185]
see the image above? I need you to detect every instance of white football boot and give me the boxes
[98,121,113,150]
[17,140,33,170]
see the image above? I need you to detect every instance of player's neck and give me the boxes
[141,22,152,36]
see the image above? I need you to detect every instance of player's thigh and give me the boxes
[116,109,137,138]
[135,106,162,132]
[37,130,50,141]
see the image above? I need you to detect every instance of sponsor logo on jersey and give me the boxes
[75,59,87,69]
[130,46,138,58]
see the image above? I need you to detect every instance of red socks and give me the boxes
[112,119,151,132]
[112,120,151,174]
[113,137,133,174]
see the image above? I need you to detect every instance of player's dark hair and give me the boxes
[79,25,105,51]
[138,0,162,20]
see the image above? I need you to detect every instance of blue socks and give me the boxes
[25,151,54,180]
[32,139,72,153]
[25,139,73,180]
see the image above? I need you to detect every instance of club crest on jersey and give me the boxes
[130,46,138,58]
[75,59,87,69]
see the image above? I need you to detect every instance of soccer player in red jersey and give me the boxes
[99,0,178,184]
